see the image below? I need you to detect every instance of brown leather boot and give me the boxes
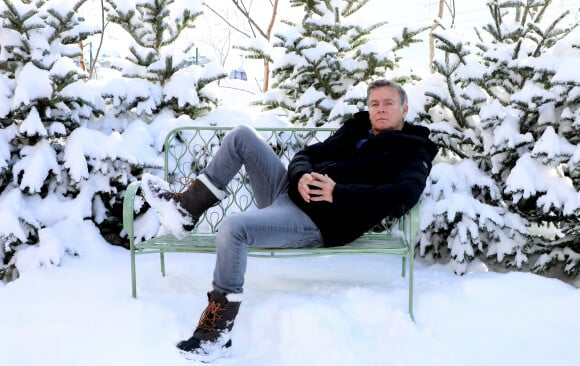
[177,290,242,362]
[141,173,225,238]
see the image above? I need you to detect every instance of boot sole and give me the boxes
[179,346,232,363]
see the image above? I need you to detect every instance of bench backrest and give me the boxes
[163,125,398,234]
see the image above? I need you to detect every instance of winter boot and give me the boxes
[177,290,242,362]
[141,173,226,239]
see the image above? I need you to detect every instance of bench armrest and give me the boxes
[123,181,142,242]
[409,204,420,244]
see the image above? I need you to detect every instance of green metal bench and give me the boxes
[122,125,419,320]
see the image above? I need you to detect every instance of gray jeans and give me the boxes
[201,125,324,294]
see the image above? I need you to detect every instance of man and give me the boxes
[142,79,438,361]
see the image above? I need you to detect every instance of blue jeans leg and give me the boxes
[199,125,323,294]
[212,194,323,294]
[201,124,288,208]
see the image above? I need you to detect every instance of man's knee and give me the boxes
[216,215,247,248]
[229,124,263,145]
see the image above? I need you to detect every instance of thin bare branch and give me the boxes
[445,0,456,28]
[204,2,252,38]
[231,0,268,39]
[88,0,106,80]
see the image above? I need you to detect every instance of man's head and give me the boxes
[366,79,408,134]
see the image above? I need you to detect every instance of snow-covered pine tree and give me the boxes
[103,0,227,119]
[523,17,580,276]
[415,0,580,276]
[0,0,103,280]
[248,0,426,127]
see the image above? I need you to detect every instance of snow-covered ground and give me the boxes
[1,223,579,366]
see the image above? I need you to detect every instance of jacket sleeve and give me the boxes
[287,120,357,191]
[287,149,313,189]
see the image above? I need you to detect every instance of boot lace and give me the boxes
[197,301,225,331]
[170,176,196,196]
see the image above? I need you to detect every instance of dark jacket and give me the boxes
[287,111,438,247]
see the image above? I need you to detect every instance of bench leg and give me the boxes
[405,209,416,321]
[408,248,415,322]
[131,244,137,299]
[401,257,406,277]
[160,252,166,277]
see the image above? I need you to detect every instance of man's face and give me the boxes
[368,86,408,134]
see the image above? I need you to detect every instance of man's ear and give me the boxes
[402,104,409,119]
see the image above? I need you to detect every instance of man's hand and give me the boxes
[297,172,336,203]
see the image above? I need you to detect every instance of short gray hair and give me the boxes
[367,79,408,108]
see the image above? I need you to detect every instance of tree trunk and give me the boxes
[228,0,279,92]
[429,0,445,73]
[262,0,279,91]
[78,42,86,72]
